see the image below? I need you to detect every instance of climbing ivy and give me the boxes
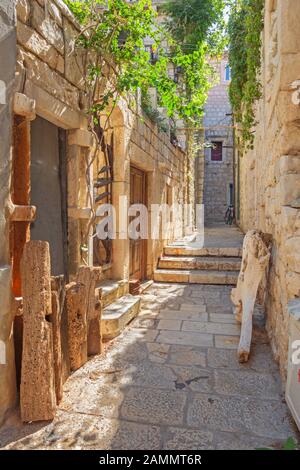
[228,0,264,148]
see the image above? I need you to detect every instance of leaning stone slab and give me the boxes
[20,241,56,422]
[65,282,88,371]
[77,266,103,356]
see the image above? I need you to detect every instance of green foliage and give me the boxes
[257,437,298,451]
[228,0,264,148]
[163,0,227,54]
[141,91,169,133]
[64,0,220,128]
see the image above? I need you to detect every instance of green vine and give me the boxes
[228,0,264,149]
[64,0,216,127]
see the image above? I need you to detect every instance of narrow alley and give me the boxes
[0,225,298,450]
[0,283,297,450]
[1,0,300,456]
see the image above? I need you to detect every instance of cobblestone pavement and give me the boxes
[0,283,298,450]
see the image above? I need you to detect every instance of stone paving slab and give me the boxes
[156,330,214,348]
[182,321,240,336]
[0,282,298,450]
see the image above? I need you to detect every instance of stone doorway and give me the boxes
[129,166,147,282]
[30,116,68,278]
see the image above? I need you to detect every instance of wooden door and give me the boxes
[130,166,147,281]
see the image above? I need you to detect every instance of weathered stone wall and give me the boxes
[129,115,186,278]
[0,0,191,425]
[15,0,190,280]
[238,0,300,378]
[0,0,17,426]
[203,58,234,222]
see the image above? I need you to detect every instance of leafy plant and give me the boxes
[141,91,169,133]
[257,437,298,451]
[228,0,264,149]
[163,0,227,54]
[64,0,216,127]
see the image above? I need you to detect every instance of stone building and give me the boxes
[0,0,192,425]
[235,0,300,383]
[202,56,234,223]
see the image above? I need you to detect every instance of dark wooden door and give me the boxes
[130,166,147,281]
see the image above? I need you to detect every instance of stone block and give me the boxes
[68,129,94,148]
[20,49,79,109]
[285,237,300,273]
[156,330,213,347]
[65,282,88,371]
[24,80,82,129]
[278,0,300,54]
[187,393,293,438]
[286,271,300,297]
[280,173,300,206]
[17,22,59,70]
[31,1,64,54]
[163,427,213,450]
[20,241,56,422]
[77,266,103,356]
[64,19,85,90]
[214,369,280,399]
[215,335,239,349]
[158,310,208,322]
[168,345,206,367]
[279,155,300,176]
[13,92,36,120]
[182,321,240,336]
[16,0,30,23]
[120,387,186,426]
[157,319,182,331]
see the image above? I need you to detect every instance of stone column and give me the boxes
[112,123,130,280]
[0,0,17,425]
[67,129,94,276]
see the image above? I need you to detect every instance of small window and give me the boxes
[211,142,223,161]
[225,64,231,81]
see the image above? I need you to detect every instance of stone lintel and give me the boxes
[68,129,94,148]
[14,93,36,121]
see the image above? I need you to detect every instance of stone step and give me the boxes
[154,269,239,285]
[164,246,242,258]
[158,256,241,271]
[102,294,141,340]
[95,279,128,308]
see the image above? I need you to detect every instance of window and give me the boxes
[211,141,223,161]
[225,64,231,81]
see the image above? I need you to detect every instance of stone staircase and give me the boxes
[96,280,141,340]
[154,245,242,285]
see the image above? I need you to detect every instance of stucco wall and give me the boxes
[238,0,300,378]
[0,0,17,425]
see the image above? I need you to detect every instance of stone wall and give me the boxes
[0,0,17,426]
[237,0,300,378]
[0,0,190,424]
[129,115,186,278]
[14,0,189,280]
[203,57,234,223]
